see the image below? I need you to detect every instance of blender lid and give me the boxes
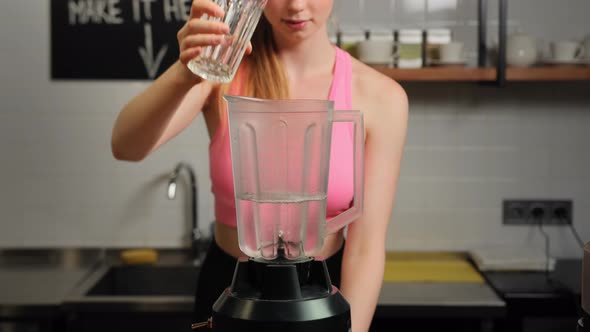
[583,243,590,314]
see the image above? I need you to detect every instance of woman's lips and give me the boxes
[283,19,309,30]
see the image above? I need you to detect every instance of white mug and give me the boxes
[506,32,538,67]
[357,40,395,65]
[551,40,583,61]
[439,42,465,62]
[583,35,590,60]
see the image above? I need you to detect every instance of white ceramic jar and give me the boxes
[506,31,538,67]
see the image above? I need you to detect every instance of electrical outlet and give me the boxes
[503,200,530,225]
[503,199,573,226]
[547,200,573,225]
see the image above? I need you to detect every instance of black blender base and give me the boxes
[213,313,350,331]
[210,256,351,332]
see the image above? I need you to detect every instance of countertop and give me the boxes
[376,252,505,318]
[377,282,505,318]
[0,249,103,318]
[483,259,582,297]
[1,249,506,319]
[482,259,582,318]
[0,266,94,317]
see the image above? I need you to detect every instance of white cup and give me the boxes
[583,36,590,60]
[357,40,394,64]
[439,42,464,62]
[551,40,582,61]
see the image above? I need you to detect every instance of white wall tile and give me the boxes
[421,180,459,210]
[388,82,588,256]
[394,0,426,28]
[423,114,460,147]
[333,0,364,30]
[515,147,551,178]
[453,179,510,209]
[425,0,460,28]
[455,116,491,148]
[548,149,587,179]
[394,179,428,210]
[398,149,430,177]
[404,112,427,147]
[456,0,478,26]
[362,0,395,30]
[485,117,521,148]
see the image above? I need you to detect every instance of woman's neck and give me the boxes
[273,29,336,80]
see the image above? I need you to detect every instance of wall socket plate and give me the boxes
[503,199,573,226]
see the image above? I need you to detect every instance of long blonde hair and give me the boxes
[244,15,290,99]
[214,15,289,109]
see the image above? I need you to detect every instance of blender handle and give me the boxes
[327,110,365,234]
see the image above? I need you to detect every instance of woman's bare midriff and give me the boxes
[214,221,345,259]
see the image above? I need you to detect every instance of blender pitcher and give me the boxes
[224,96,364,260]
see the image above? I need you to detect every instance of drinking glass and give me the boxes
[187,0,268,83]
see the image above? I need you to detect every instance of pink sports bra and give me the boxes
[209,47,354,227]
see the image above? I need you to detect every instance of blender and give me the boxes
[192,96,364,331]
[579,242,590,331]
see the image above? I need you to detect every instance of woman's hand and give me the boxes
[177,0,230,66]
[178,1,253,67]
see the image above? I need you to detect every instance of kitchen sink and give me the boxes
[63,264,203,329]
[86,265,199,296]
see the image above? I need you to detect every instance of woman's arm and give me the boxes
[111,0,229,161]
[340,74,409,332]
[111,61,215,161]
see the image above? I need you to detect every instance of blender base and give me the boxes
[210,256,351,331]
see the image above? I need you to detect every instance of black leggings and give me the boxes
[193,239,345,321]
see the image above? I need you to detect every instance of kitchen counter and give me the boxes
[1,249,508,332]
[376,251,506,319]
[63,265,506,316]
[66,278,505,317]
[482,259,582,332]
[63,264,197,313]
[0,249,202,314]
[483,259,582,298]
[377,282,505,318]
[0,249,101,318]
[0,266,94,317]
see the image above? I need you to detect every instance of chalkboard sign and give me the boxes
[51,0,192,80]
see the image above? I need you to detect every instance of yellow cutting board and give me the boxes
[383,252,484,283]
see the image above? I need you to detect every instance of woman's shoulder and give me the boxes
[350,57,408,113]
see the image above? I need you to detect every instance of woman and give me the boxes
[111,1,408,331]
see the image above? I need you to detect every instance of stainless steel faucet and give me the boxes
[167,162,206,264]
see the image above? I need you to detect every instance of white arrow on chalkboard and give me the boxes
[138,24,169,79]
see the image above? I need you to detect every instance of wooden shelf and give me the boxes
[372,66,496,82]
[372,65,590,82]
[505,66,590,81]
